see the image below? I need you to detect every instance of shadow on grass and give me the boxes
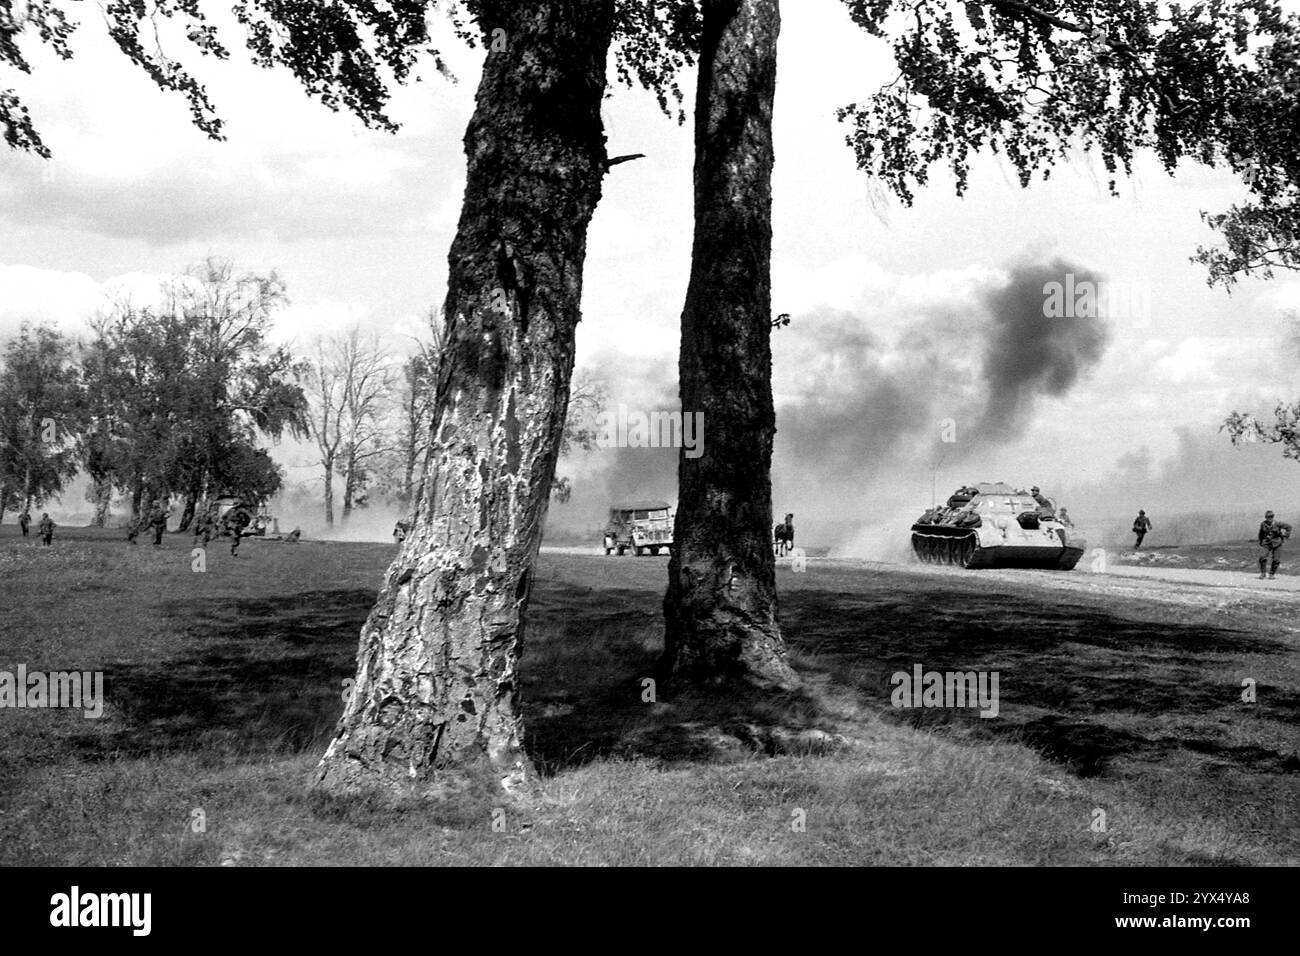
[522,585,827,777]
[780,581,1298,778]
[57,568,1299,784]
[64,589,373,761]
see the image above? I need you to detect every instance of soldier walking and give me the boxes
[149,500,169,547]
[17,508,30,538]
[1258,510,1292,579]
[37,513,54,546]
[1132,510,1152,548]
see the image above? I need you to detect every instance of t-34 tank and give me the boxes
[911,482,1086,570]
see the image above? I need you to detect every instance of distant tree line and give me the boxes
[0,259,606,529]
[0,258,309,527]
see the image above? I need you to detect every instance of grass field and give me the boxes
[1,526,1296,866]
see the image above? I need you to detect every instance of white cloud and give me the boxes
[0,263,173,340]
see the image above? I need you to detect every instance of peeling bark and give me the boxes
[661,0,797,692]
[315,0,614,798]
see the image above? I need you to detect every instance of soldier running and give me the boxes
[1132,510,1152,548]
[1258,510,1292,579]
[18,508,31,538]
[192,507,216,548]
[228,506,252,556]
[37,513,54,546]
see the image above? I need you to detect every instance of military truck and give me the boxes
[603,500,674,556]
[911,482,1086,570]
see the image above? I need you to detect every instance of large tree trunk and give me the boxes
[314,0,614,797]
[661,0,796,691]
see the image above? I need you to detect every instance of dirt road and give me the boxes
[1101,563,1300,592]
[781,555,1300,626]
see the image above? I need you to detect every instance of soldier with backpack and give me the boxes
[37,513,54,546]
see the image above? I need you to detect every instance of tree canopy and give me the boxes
[1,0,701,158]
[80,259,308,515]
[0,322,81,513]
[7,2,1295,287]
[837,0,1300,287]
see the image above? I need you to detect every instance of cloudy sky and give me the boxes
[3,1,1298,546]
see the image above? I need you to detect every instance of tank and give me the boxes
[911,482,1086,570]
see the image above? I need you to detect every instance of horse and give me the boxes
[773,513,795,556]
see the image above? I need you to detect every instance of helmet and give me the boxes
[1265,510,1275,518]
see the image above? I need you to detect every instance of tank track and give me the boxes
[910,527,1083,570]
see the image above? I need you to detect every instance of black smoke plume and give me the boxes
[977,258,1110,440]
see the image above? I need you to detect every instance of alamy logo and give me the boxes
[594,404,705,459]
[1042,274,1151,324]
[0,666,104,718]
[50,886,151,936]
[890,664,1000,718]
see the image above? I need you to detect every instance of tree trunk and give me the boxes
[341,451,356,522]
[89,476,112,527]
[178,489,198,533]
[315,0,614,798]
[130,481,144,525]
[323,461,334,527]
[661,0,797,691]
